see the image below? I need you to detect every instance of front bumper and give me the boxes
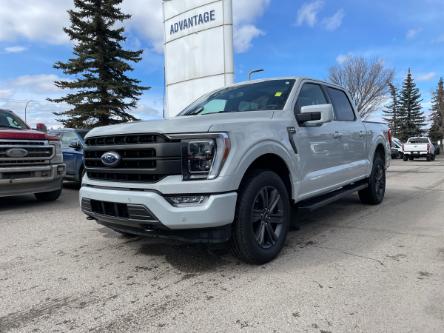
[80,185,237,232]
[0,164,65,197]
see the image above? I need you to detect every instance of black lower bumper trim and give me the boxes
[98,220,232,244]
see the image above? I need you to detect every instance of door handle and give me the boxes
[359,131,365,137]
[333,131,343,139]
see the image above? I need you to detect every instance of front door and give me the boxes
[292,82,344,198]
[60,131,80,176]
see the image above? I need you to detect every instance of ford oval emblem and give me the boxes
[6,148,28,158]
[101,151,121,167]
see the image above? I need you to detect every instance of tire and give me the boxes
[35,189,62,202]
[403,155,408,161]
[358,155,386,205]
[231,170,290,265]
[427,155,431,161]
[431,154,436,161]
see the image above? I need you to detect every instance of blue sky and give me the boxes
[0,0,443,127]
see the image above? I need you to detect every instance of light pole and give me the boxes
[248,69,264,80]
[24,100,34,124]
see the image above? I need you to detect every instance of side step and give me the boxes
[297,180,368,212]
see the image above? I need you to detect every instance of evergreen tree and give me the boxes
[398,69,425,141]
[49,0,148,128]
[383,82,401,137]
[428,78,444,143]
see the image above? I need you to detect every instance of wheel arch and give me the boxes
[238,153,293,201]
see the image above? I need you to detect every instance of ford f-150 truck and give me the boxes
[80,78,391,264]
[0,109,65,201]
[402,137,435,161]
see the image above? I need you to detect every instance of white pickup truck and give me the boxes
[402,137,436,161]
[80,78,391,264]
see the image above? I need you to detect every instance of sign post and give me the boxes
[163,0,234,118]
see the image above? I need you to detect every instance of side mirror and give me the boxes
[69,140,82,150]
[296,104,334,127]
[36,123,48,133]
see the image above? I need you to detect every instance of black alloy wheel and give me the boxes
[232,170,290,265]
[251,186,285,249]
[358,155,386,205]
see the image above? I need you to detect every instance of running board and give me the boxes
[297,180,368,212]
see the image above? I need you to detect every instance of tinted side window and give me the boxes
[295,83,328,113]
[326,87,356,121]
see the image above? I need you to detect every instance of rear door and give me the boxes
[324,86,369,180]
[292,82,345,197]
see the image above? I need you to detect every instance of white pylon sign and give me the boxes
[163,0,234,118]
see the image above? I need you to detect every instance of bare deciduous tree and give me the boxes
[329,56,394,119]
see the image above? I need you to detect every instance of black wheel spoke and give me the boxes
[251,209,262,223]
[265,223,277,244]
[256,222,266,245]
[260,188,269,208]
[268,190,281,212]
[269,214,283,224]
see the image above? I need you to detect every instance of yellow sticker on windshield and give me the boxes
[275,92,283,97]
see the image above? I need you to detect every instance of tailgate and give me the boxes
[404,144,428,152]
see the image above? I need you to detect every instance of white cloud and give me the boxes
[232,0,270,52]
[406,28,421,39]
[122,0,165,53]
[234,25,265,53]
[323,9,345,31]
[233,0,270,25]
[0,0,269,54]
[0,89,13,99]
[11,74,62,94]
[0,0,71,44]
[417,72,436,81]
[336,53,352,64]
[4,46,27,53]
[296,1,344,31]
[296,1,324,27]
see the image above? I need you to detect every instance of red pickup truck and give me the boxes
[0,109,65,201]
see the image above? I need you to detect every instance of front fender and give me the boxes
[228,138,299,200]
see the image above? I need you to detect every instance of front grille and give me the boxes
[0,159,49,166]
[82,199,158,222]
[85,134,166,146]
[0,141,54,166]
[0,141,45,146]
[84,133,182,183]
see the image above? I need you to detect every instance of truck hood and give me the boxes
[0,129,56,140]
[86,111,275,138]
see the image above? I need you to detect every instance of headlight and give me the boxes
[49,140,62,155]
[169,133,230,181]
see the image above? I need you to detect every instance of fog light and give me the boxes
[167,195,208,207]
[57,165,65,175]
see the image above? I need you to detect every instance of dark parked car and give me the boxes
[49,129,90,183]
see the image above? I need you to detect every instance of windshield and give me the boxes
[0,110,29,130]
[178,80,295,116]
[408,138,429,144]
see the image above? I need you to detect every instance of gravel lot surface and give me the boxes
[1,158,443,333]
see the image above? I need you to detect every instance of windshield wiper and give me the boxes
[199,110,230,116]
